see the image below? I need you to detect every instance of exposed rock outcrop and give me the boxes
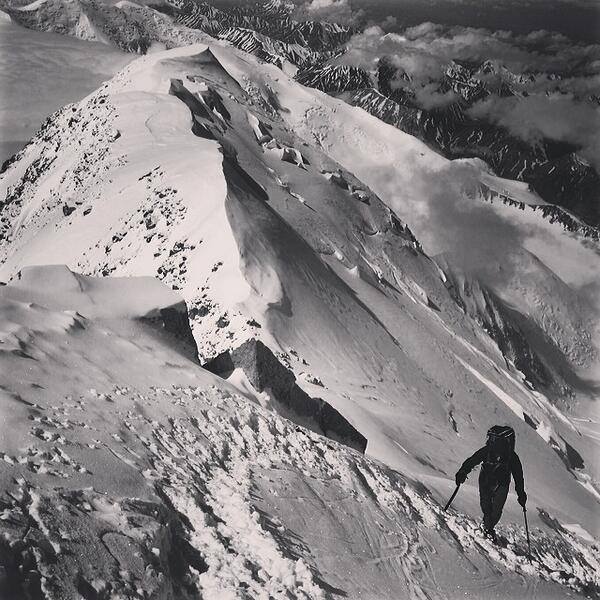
[204,339,367,453]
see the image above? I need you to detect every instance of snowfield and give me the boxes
[0,39,599,599]
[0,267,598,598]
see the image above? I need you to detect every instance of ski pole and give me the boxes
[444,484,460,512]
[523,506,532,563]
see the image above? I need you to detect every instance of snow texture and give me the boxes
[1,38,599,600]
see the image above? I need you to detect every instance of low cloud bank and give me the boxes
[291,0,364,25]
[468,95,600,171]
[336,22,600,170]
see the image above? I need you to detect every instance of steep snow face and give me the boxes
[0,272,598,599]
[1,42,600,578]
[209,43,600,362]
[436,249,598,393]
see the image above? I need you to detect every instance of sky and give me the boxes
[354,0,600,44]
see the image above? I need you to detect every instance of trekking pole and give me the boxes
[522,507,532,563]
[443,484,460,512]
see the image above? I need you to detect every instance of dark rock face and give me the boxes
[141,302,199,361]
[295,65,372,93]
[204,339,367,453]
[162,305,198,351]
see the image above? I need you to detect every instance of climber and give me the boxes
[455,425,527,541]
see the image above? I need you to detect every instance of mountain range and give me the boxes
[6,0,597,231]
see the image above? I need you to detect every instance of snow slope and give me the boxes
[212,43,600,281]
[0,268,598,599]
[0,13,132,164]
[1,42,599,598]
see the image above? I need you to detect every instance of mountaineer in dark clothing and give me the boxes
[455,425,526,540]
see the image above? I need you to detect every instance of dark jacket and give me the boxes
[458,446,525,496]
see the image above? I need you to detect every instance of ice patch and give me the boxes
[562,523,596,543]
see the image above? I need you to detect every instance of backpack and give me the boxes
[482,425,515,483]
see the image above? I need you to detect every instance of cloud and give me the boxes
[292,0,364,25]
[468,95,600,171]
[413,84,460,109]
[364,155,537,296]
[379,15,398,32]
[387,51,445,84]
[336,21,600,160]
[328,17,600,292]
[342,21,600,82]
[369,152,600,332]
[395,23,600,76]
[336,26,446,83]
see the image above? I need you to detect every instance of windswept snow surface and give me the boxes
[0,270,598,599]
[1,42,599,598]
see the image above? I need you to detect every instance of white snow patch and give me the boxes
[562,523,596,543]
[455,354,525,420]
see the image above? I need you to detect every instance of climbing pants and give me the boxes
[479,482,509,531]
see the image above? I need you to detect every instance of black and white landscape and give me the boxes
[0,0,599,598]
